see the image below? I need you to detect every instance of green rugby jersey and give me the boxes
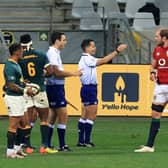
[19,49,49,91]
[4,59,24,96]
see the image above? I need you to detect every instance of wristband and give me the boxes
[115,49,120,54]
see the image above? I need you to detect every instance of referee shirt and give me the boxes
[78,53,98,85]
[46,46,64,85]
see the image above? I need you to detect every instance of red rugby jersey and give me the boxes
[153,46,168,84]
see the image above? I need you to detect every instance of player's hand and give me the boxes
[43,65,53,77]
[25,87,37,97]
[150,72,157,81]
[24,83,40,97]
[116,44,127,53]
[73,69,83,77]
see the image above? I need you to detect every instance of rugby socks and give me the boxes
[48,124,54,147]
[40,124,49,147]
[15,128,24,146]
[78,118,86,144]
[85,119,94,144]
[57,124,66,148]
[146,118,160,147]
[24,128,32,147]
[7,131,16,149]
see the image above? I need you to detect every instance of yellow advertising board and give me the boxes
[64,64,168,116]
[96,65,152,116]
[0,64,6,115]
[1,64,168,116]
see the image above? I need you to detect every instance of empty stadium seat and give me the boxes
[72,0,95,18]
[116,0,128,3]
[80,12,103,30]
[63,0,73,3]
[133,12,156,31]
[160,12,168,27]
[156,0,168,12]
[0,7,64,23]
[125,0,146,18]
[97,0,120,18]
[0,0,81,31]
[0,0,54,7]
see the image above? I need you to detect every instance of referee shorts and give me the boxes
[81,84,98,106]
[46,85,67,108]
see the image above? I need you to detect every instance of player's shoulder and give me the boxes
[33,49,47,57]
[153,45,162,53]
[47,46,57,55]
[5,59,17,67]
[4,60,11,69]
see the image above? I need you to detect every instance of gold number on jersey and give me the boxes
[27,62,36,76]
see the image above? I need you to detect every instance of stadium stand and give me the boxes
[71,0,95,18]
[125,0,145,18]
[116,0,128,12]
[160,12,168,27]
[63,0,73,3]
[0,30,9,63]
[0,0,55,7]
[133,12,156,31]
[0,0,80,31]
[97,0,120,18]
[138,1,160,25]
[156,0,168,12]
[79,12,103,30]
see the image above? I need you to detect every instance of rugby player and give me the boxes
[134,29,168,152]
[4,43,35,158]
[19,34,57,154]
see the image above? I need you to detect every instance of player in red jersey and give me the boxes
[135,29,168,152]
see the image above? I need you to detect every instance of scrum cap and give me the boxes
[20,34,32,51]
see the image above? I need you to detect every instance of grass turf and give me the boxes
[0,117,168,168]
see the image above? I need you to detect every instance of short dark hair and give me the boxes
[9,43,22,55]
[160,29,168,39]
[81,39,95,51]
[50,31,65,44]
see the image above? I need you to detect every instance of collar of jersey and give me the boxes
[82,53,91,57]
[8,58,18,64]
[50,46,60,54]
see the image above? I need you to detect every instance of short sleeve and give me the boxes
[84,56,98,67]
[47,50,59,66]
[4,67,16,83]
[153,47,158,60]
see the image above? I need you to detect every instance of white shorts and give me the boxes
[24,91,49,108]
[4,95,26,116]
[153,83,168,104]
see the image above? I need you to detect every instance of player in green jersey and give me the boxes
[3,43,35,158]
[18,34,57,154]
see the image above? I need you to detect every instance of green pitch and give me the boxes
[0,117,168,168]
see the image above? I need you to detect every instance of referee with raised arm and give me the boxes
[77,39,127,147]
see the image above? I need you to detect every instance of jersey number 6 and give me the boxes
[27,62,36,77]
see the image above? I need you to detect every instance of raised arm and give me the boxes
[96,44,127,66]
